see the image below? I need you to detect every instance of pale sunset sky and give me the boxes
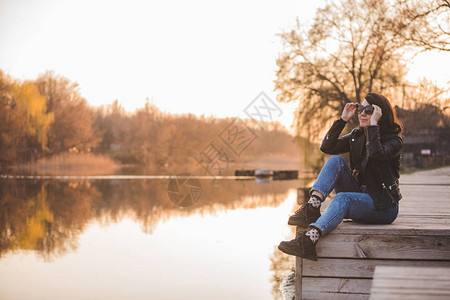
[1,0,448,131]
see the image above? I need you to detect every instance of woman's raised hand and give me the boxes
[370,104,382,125]
[341,103,357,122]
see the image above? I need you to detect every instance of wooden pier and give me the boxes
[370,266,450,299]
[294,167,450,299]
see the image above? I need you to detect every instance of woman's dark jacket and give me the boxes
[320,118,403,210]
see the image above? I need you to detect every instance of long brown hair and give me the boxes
[364,93,403,136]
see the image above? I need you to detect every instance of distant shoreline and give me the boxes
[6,152,307,177]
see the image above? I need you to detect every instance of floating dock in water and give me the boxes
[234,169,298,180]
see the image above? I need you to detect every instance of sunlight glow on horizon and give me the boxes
[1,0,448,132]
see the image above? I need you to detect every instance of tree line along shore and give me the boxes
[0,70,301,174]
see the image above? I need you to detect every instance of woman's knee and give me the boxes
[322,192,352,222]
[332,192,352,206]
[333,192,346,201]
[325,155,345,167]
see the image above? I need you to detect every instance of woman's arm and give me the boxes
[365,126,402,160]
[320,118,351,154]
[365,104,402,160]
[320,103,357,154]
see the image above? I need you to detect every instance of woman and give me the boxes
[278,93,403,261]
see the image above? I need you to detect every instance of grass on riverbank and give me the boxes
[15,153,120,175]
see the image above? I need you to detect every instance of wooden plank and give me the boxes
[315,234,450,260]
[294,256,302,300]
[372,279,450,292]
[396,211,450,217]
[302,278,371,299]
[370,266,450,299]
[303,258,450,278]
[400,184,450,189]
[303,291,369,300]
[372,265,450,277]
[331,221,450,236]
[370,292,450,300]
[400,179,450,185]
[397,215,450,219]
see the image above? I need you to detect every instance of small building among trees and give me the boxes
[396,105,450,168]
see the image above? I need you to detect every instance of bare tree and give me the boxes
[393,0,450,52]
[400,79,450,110]
[275,0,423,140]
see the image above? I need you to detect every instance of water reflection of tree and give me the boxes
[0,180,99,260]
[0,179,300,260]
[270,244,295,300]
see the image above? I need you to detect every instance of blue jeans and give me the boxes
[309,155,398,236]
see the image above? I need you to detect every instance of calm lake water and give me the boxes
[0,176,310,300]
